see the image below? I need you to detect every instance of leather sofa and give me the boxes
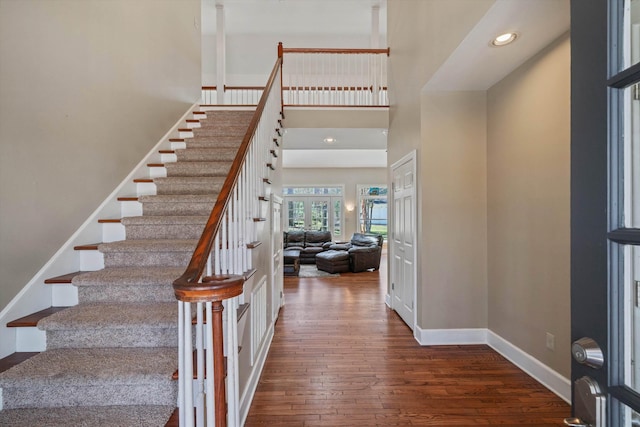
[283,230,333,264]
[329,233,384,272]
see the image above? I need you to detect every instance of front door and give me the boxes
[572,1,640,425]
[390,151,416,329]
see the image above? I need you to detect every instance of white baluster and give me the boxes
[205,302,215,427]
[195,302,204,426]
[178,301,185,426]
[183,302,194,427]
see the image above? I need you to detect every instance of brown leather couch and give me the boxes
[283,230,333,264]
[330,233,384,272]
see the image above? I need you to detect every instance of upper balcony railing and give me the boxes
[201,44,389,109]
[279,43,389,108]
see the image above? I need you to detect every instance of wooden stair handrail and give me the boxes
[173,56,282,291]
[280,46,390,56]
[223,85,265,91]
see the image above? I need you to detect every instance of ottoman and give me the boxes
[315,250,350,274]
[283,249,300,276]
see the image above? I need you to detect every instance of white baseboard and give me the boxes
[240,322,274,425]
[486,330,571,403]
[413,327,571,403]
[384,293,391,308]
[414,326,487,345]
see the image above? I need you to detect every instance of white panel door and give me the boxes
[390,152,416,329]
[271,197,284,320]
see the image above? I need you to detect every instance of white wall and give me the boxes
[388,1,571,379]
[487,34,571,377]
[420,91,488,329]
[0,0,201,311]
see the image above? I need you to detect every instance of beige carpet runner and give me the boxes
[0,110,254,426]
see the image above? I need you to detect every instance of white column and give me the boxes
[216,4,226,104]
[371,5,380,49]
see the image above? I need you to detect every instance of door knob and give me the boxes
[564,417,590,427]
[571,337,604,369]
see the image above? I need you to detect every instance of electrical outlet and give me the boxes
[546,332,555,351]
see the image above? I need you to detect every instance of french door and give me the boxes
[571,1,640,425]
[286,197,331,232]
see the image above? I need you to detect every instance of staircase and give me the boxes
[0,110,255,426]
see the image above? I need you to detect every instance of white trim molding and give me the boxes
[414,326,487,345]
[413,327,571,403]
[486,330,571,403]
[240,322,274,425]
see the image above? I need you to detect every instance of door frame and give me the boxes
[388,150,418,331]
[572,0,640,423]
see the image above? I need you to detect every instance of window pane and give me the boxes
[624,245,640,393]
[287,201,305,230]
[310,200,329,231]
[333,200,342,236]
[621,401,640,426]
[622,84,640,228]
[622,0,640,69]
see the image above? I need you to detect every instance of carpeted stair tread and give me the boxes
[0,348,177,408]
[138,194,218,204]
[37,303,179,349]
[121,215,209,226]
[153,176,226,195]
[185,136,243,148]
[73,266,184,287]
[175,147,238,162]
[99,239,197,267]
[99,239,198,253]
[191,130,247,139]
[0,405,175,427]
[122,215,208,240]
[139,194,218,216]
[72,267,182,303]
[38,302,177,331]
[0,347,177,388]
[165,161,232,177]
[198,110,254,122]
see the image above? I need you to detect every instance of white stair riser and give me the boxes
[149,166,167,179]
[120,200,143,217]
[178,130,193,138]
[15,328,46,352]
[51,284,78,307]
[170,141,187,150]
[79,251,104,271]
[160,153,177,163]
[136,182,156,196]
[185,121,201,129]
[102,223,125,243]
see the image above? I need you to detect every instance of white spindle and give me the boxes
[177,301,185,427]
[195,302,204,426]
[183,302,194,427]
[205,301,215,426]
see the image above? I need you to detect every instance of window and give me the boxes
[283,186,343,238]
[357,185,388,239]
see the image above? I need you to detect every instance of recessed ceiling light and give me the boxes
[491,32,518,47]
[323,137,337,144]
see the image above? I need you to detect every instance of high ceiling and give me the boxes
[202,0,571,168]
[202,0,387,36]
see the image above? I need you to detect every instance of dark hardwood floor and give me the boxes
[245,253,570,426]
